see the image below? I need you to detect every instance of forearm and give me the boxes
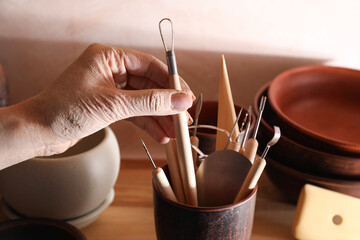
[0,99,47,170]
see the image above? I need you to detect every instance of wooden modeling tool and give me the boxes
[159,18,197,206]
[216,55,239,151]
[239,106,252,155]
[190,94,203,172]
[141,140,177,202]
[244,96,266,163]
[225,108,243,151]
[165,140,185,203]
[234,126,281,203]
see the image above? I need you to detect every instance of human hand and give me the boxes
[24,43,194,156]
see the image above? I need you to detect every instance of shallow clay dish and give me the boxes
[0,218,86,240]
[268,65,360,154]
[265,156,360,204]
[254,83,360,179]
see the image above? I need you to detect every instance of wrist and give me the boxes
[0,97,51,169]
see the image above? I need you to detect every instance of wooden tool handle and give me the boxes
[169,74,198,206]
[234,156,266,203]
[226,141,240,152]
[239,147,245,155]
[153,167,178,202]
[190,136,199,172]
[165,140,185,203]
[244,138,258,164]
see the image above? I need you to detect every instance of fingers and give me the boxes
[112,88,193,118]
[81,43,195,99]
[114,48,170,88]
[128,116,171,144]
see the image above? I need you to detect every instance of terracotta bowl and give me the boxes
[254,83,360,179]
[265,156,360,204]
[188,100,255,154]
[0,127,120,220]
[268,65,360,155]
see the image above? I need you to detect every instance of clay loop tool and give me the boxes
[234,126,281,203]
[141,140,177,202]
[159,18,197,206]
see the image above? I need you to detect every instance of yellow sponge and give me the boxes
[292,184,360,240]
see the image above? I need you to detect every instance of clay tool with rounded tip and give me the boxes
[159,18,197,206]
[234,126,281,203]
[244,96,266,163]
[190,94,203,172]
[141,139,178,202]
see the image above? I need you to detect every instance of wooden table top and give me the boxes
[0,159,297,239]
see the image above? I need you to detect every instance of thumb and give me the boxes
[116,89,193,118]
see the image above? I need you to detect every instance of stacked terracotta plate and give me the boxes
[254,65,360,203]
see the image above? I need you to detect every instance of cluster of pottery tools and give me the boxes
[144,18,281,208]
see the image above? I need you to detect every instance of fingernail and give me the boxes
[171,93,193,110]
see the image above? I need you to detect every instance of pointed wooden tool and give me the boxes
[216,55,239,151]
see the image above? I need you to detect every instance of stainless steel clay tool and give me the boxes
[224,108,243,150]
[235,110,249,146]
[190,94,203,172]
[234,126,281,203]
[141,140,177,202]
[159,18,197,206]
[239,106,252,154]
[244,96,266,163]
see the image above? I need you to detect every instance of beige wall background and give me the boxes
[1,0,359,159]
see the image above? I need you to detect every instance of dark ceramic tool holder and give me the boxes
[153,165,257,240]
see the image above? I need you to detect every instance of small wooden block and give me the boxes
[292,184,360,240]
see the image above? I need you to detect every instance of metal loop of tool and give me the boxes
[159,18,177,75]
[188,125,230,138]
[159,18,174,52]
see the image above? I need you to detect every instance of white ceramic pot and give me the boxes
[0,127,120,220]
